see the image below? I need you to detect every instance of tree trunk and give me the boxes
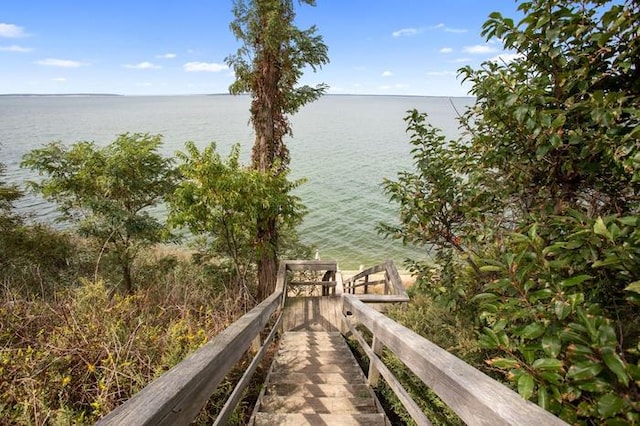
[122,261,134,294]
[256,215,278,301]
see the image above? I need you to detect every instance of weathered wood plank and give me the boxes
[335,271,344,294]
[259,395,378,414]
[351,294,410,303]
[265,383,372,398]
[345,264,387,281]
[213,311,283,426]
[283,296,341,332]
[289,281,337,286]
[345,279,386,289]
[342,295,568,426]
[383,260,408,298]
[253,330,390,425]
[343,260,409,299]
[283,260,338,271]
[253,412,387,425]
[344,314,432,425]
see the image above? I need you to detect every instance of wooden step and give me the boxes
[268,371,366,384]
[265,383,373,398]
[250,331,389,425]
[272,362,358,374]
[260,395,378,414]
[253,412,388,425]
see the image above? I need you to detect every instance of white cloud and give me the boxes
[157,53,176,59]
[53,77,67,82]
[430,23,468,33]
[439,47,453,54]
[392,28,421,38]
[381,70,393,77]
[489,52,524,63]
[0,45,32,52]
[0,23,27,38]
[124,61,161,69]
[463,44,499,54]
[36,58,85,68]
[183,61,227,72]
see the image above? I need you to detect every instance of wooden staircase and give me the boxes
[250,331,390,425]
[97,261,567,426]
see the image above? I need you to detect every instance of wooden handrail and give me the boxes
[343,260,409,302]
[96,262,291,425]
[342,294,568,426]
[283,259,338,296]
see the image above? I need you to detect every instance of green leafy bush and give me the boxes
[382,1,640,422]
[22,133,177,293]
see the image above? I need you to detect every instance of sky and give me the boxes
[1,1,523,97]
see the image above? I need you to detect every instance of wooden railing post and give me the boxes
[364,275,369,294]
[367,335,383,386]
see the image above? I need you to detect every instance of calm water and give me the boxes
[0,95,473,269]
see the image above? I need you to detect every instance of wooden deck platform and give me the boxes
[250,331,390,425]
[282,296,343,332]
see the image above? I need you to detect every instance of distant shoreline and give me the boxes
[0,93,474,99]
[0,93,123,97]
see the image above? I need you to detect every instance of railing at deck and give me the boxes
[97,259,567,426]
[343,259,409,303]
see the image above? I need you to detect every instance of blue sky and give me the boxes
[1,1,522,96]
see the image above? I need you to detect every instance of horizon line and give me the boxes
[0,92,475,99]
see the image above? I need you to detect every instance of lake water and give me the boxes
[0,95,473,269]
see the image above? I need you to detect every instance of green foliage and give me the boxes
[22,133,177,292]
[381,110,473,251]
[0,160,24,253]
[170,142,306,299]
[461,0,640,214]
[0,160,82,299]
[383,0,640,423]
[0,162,22,215]
[0,224,80,299]
[475,219,639,422]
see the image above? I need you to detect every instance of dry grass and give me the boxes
[0,246,252,425]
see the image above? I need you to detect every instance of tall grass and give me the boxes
[0,236,253,425]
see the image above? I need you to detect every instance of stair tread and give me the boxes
[272,362,359,373]
[259,395,378,414]
[252,412,387,426]
[265,383,373,398]
[268,371,366,384]
[250,331,389,425]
